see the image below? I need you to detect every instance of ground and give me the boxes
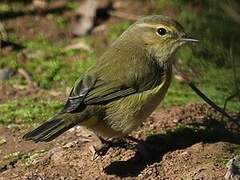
[1,104,240,179]
[0,0,239,179]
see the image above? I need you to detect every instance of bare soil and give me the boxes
[1,103,240,179]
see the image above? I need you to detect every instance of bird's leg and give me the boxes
[90,137,128,160]
[91,135,161,161]
[90,137,111,160]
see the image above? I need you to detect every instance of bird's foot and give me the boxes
[90,138,129,160]
[90,143,110,160]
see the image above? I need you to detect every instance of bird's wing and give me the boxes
[60,75,96,113]
[23,75,138,142]
[61,75,137,113]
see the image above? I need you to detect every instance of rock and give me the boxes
[225,155,240,180]
[32,0,47,10]
[63,41,93,52]
[0,137,7,146]
[0,68,14,80]
[72,0,99,36]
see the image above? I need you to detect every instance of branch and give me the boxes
[174,65,240,128]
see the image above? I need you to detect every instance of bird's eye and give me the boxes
[157,28,167,36]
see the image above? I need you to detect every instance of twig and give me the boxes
[17,68,35,86]
[174,65,240,128]
[223,92,239,112]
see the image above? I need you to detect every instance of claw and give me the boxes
[89,143,110,160]
[89,145,98,160]
[89,137,136,160]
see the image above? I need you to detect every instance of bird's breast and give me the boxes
[103,65,173,136]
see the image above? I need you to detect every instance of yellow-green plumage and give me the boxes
[23,15,197,143]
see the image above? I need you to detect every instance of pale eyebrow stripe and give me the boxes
[136,23,159,29]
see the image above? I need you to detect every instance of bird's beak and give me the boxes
[180,34,198,43]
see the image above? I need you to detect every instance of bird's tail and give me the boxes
[23,114,77,142]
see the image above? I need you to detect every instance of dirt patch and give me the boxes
[0,84,39,102]
[2,0,72,42]
[1,103,239,179]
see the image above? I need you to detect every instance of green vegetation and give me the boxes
[22,149,48,167]
[3,151,21,162]
[0,99,62,127]
[107,21,132,41]
[0,0,239,128]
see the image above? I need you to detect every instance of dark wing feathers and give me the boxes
[23,118,63,141]
[84,83,136,104]
[85,88,136,104]
[61,75,97,113]
[22,76,136,142]
[61,75,137,113]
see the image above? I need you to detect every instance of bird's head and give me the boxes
[121,15,198,63]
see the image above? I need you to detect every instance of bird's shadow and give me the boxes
[104,117,240,177]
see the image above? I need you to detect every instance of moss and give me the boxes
[0,99,62,126]
[3,151,22,162]
[22,149,48,167]
[212,156,230,165]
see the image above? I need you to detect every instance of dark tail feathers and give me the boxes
[23,117,74,142]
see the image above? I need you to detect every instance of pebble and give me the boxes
[0,137,7,145]
[225,155,240,180]
[72,0,99,36]
[0,68,14,80]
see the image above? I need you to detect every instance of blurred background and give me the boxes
[0,0,239,128]
[0,0,240,178]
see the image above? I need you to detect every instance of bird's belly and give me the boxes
[89,120,126,139]
[102,76,172,137]
[85,86,169,140]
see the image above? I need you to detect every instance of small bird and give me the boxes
[23,15,197,156]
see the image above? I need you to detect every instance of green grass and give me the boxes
[55,16,69,29]
[66,1,80,11]
[107,21,132,41]
[21,149,48,167]
[164,67,240,112]
[0,99,62,126]
[0,0,239,128]
[3,151,21,162]
[1,33,96,89]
